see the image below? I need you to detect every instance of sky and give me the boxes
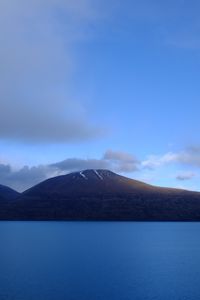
[1,0,200,192]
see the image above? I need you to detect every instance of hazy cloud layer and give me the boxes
[142,152,177,169]
[142,147,200,169]
[1,0,198,144]
[0,149,139,192]
[0,0,104,143]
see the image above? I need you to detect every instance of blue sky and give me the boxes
[0,0,200,191]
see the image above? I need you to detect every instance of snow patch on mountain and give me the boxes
[94,170,103,180]
[80,171,87,180]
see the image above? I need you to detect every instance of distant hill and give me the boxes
[0,184,19,201]
[0,184,20,218]
[1,169,200,221]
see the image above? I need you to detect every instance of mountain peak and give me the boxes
[71,169,116,181]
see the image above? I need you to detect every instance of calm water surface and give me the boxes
[0,222,200,300]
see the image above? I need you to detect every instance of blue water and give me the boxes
[0,222,200,300]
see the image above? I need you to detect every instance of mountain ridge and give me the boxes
[1,169,200,221]
[23,169,195,195]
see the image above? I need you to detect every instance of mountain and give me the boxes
[0,184,19,201]
[0,184,20,218]
[1,169,200,221]
[24,169,161,196]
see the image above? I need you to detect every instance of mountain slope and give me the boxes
[23,169,158,197]
[23,169,185,197]
[1,169,200,221]
[0,184,20,218]
[0,184,20,201]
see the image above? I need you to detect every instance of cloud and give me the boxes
[0,163,54,192]
[51,158,109,172]
[0,149,139,191]
[0,0,104,143]
[142,152,177,169]
[52,150,139,175]
[176,172,196,181]
[142,147,200,169]
[51,149,139,174]
[103,149,139,172]
[177,147,200,167]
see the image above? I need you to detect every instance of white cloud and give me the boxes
[142,147,200,169]
[142,152,178,169]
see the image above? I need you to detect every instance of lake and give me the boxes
[0,222,200,300]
